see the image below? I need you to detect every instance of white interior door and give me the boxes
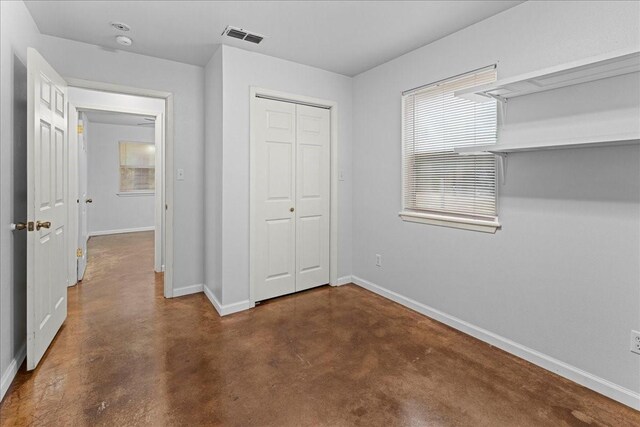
[253,99,297,301]
[253,98,330,302]
[27,48,68,370]
[154,114,164,273]
[295,104,331,291]
[77,113,88,280]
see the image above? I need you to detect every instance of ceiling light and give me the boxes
[110,21,131,31]
[116,35,133,46]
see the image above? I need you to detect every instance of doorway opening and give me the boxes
[68,86,170,298]
[74,108,160,284]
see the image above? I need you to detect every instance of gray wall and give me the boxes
[86,122,155,235]
[204,47,224,302]
[213,45,353,305]
[351,0,640,395]
[0,0,38,399]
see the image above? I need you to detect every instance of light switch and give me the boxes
[176,168,185,181]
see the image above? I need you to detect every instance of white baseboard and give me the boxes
[351,275,640,411]
[332,275,352,286]
[1,343,26,402]
[172,283,203,297]
[88,226,154,237]
[203,285,254,316]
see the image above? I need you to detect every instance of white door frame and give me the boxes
[66,79,175,298]
[249,87,339,305]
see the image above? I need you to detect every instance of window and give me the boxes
[119,141,155,194]
[400,66,500,233]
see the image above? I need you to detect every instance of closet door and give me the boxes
[295,104,330,291]
[253,98,297,301]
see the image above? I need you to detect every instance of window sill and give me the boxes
[399,211,500,234]
[117,192,155,197]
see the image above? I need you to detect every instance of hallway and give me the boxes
[0,232,638,426]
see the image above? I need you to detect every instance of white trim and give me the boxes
[66,78,171,99]
[68,103,160,117]
[399,211,500,233]
[249,87,339,305]
[351,275,640,410]
[172,283,203,297]
[332,275,352,286]
[1,343,26,402]
[203,285,254,317]
[88,226,154,237]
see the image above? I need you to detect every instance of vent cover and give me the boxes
[222,26,264,44]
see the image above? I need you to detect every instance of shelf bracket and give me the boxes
[485,93,507,125]
[491,152,508,185]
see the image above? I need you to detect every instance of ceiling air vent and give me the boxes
[222,26,264,45]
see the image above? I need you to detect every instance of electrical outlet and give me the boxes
[375,254,382,267]
[631,330,640,355]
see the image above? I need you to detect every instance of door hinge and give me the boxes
[77,124,84,134]
[76,248,83,257]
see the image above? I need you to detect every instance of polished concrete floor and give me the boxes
[1,231,638,426]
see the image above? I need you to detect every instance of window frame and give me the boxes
[118,140,156,196]
[399,66,501,233]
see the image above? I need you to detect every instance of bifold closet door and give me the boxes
[295,104,330,291]
[254,98,297,302]
[253,98,330,302]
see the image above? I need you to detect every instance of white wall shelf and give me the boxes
[455,133,640,155]
[455,48,640,103]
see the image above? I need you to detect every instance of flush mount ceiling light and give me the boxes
[221,25,264,44]
[116,35,133,46]
[110,21,131,31]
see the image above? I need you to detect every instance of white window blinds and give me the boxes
[402,66,498,220]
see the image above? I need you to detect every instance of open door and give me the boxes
[26,48,69,370]
[77,113,88,280]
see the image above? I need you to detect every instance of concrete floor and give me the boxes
[0,231,638,426]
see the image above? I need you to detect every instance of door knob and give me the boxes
[86,198,93,203]
[36,221,51,231]
[290,207,295,212]
[11,222,28,231]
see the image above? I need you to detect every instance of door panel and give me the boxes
[266,218,294,279]
[266,142,293,199]
[27,48,68,370]
[298,215,321,272]
[253,99,296,301]
[295,104,330,291]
